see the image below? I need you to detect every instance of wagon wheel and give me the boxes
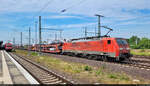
[92,55,98,60]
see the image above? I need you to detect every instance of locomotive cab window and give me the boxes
[107,40,111,44]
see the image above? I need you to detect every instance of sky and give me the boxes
[0,0,150,45]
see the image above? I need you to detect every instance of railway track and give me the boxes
[16,49,150,72]
[45,52,150,70]
[119,59,150,70]
[130,59,150,64]
[43,51,150,71]
[62,54,150,71]
[133,55,150,60]
[8,52,73,84]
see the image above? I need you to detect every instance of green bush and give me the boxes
[84,65,92,71]
[120,75,129,81]
[108,74,118,79]
[96,69,102,76]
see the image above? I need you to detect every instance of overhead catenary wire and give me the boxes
[61,0,87,12]
[33,0,54,18]
[28,0,54,27]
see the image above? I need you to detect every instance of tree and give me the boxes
[128,36,150,49]
[137,38,149,49]
[128,36,140,49]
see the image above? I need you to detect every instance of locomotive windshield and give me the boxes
[116,39,128,45]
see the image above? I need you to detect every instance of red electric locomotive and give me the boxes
[62,37,131,61]
[5,43,13,52]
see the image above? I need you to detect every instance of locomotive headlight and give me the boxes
[120,48,123,50]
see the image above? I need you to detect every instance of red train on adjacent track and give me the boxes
[4,43,13,52]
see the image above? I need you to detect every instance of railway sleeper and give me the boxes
[42,78,60,83]
[45,80,62,84]
[39,73,52,76]
[41,74,54,78]
[47,80,62,84]
[42,78,59,81]
[41,76,56,80]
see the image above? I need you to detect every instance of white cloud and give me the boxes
[46,15,82,19]
[0,0,150,41]
[1,0,150,18]
[44,22,97,29]
[0,0,149,23]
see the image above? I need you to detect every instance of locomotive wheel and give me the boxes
[102,56,108,62]
[68,52,74,56]
[87,55,93,60]
[60,52,64,55]
[80,54,87,58]
[93,56,98,60]
[118,58,125,62]
[76,54,82,58]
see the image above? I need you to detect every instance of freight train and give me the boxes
[28,36,132,62]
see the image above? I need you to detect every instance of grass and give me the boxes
[84,65,92,71]
[31,52,39,56]
[131,49,150,56]
[14,49,150,84]
[108,73,129,80]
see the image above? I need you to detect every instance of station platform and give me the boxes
[0,50,39,84]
